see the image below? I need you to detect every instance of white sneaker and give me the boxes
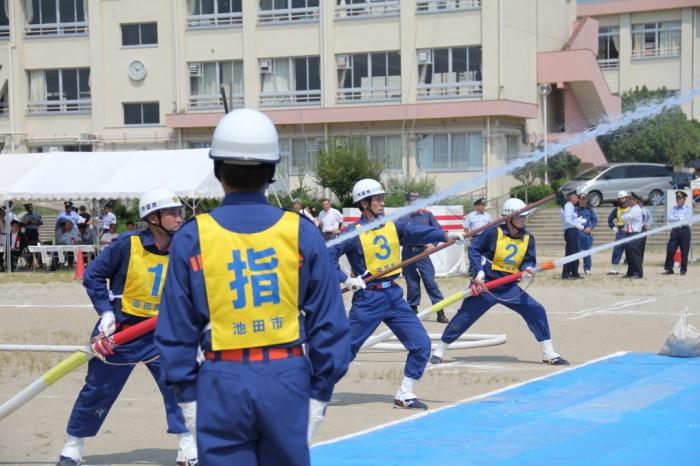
[607,268,619,275]
[584,270,591,275]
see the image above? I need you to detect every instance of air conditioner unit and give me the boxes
[417,49,432,65]
[259,59,274,74]
[188,63,202,77]
[336,54,351,69]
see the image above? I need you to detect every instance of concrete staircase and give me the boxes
[526,206,699,251]
[39,215,57,243]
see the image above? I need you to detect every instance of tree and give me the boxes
[315,144,383,207]
[598,86,700,166]
[382,174,436,207]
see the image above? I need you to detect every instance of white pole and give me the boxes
[543,93,548,185]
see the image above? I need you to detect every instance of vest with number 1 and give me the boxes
[198,212,300,351]
[358,221,402,276]
[491,227,530,274]
[121,235,169,318]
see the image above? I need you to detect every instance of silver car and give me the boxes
[560,163,674,207]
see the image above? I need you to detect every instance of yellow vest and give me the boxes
[358,221,402,276]
[491,227,530,274]
[616,207,629,226]
[197,212,300,350]
[121,235,169,317]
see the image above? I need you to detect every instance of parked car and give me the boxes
[559,163,674,207]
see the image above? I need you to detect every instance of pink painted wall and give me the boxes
[579,0,700,17]
[564,17,599,55]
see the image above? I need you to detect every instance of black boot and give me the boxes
[436,311,449,324]
[410,305,418,314]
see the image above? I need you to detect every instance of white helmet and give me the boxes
[617,190,629,199]
[501,198,530,217]
[209,108,280,165]
[352,179,386,203]
[139,188,183,219]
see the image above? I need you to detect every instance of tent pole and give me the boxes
[4,201,11,273]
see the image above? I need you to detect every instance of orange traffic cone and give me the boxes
[673,249,682,269]
[74,248,85,280]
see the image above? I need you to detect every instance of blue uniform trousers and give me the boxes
[66,323,186,437]
[349,285,431,380]
[611,229,626,265]
[402,248,445,307]
[196,356,310,466]
[440,284,551,344]
[578,232,593,271]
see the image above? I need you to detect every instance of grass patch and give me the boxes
[0,271,75,284]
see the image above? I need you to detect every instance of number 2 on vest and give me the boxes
[503,244,518,265]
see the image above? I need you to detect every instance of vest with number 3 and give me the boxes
[358,221,402,276]
[198,212,300,351]
[491,228,530,274]
[121,235,169,318]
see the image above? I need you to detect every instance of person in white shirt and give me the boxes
[463,198,492,236]
[100,203,117,235]
[620,192,644,279]
[99,223,120,247]
[663,190,693,275]
[560,190,584,279]
[318,198,343,241]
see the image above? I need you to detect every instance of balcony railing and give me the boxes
[416,0,481,13]
[598,58,619,70]
[25,21,88,37]
[27,99,91,114]
[258,7,319,24]
[336,87,401,102]
[631,45,681,59]
[0,25,9,38]
[336,1,400,18]
[417,81,482,99]
[260,90,321,106]
[189,94,244,110]
[186,12,242,28]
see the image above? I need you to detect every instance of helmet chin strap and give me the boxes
[507,218,525,235]
[147,212,177,242]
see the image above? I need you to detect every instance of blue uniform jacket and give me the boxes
[468,224,537,280]
[607,207,624,229]
[399,210,442,247]
[575,205,598,231]
[329,215,447,282]
[155,192,351,403]
[83,229,161,325]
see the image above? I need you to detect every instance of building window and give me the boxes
[505,134,520,162]
[631,21,681,59]
[187,0,242,28]
[417,46,482,99]
[597,25,619,69]
[335,0,400,18]
[369,135,402,170]
[189,61,244,109]
[416,0,481,13]
[121,22,157,47]
[417,132,482,171]
[27,68,91,113]
[337,52,401,102]
[188,141,211,149]
[0,1,9,38]
[123,102,159,125]
[259,0,319,23]
[279,137,321,175]
[260,56,321,106]
[25,0,88,36]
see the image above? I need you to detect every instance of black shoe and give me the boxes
[436,311,449,324]
[661,270,674,275]
[680,271,687,276]
[572,275,583,280]
[410,305,418,314]
[56,456,80,466]
[429,354,443,364]
[543,356,570,366]
[394,397,428,410]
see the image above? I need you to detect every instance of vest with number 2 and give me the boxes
[491,228,530,274]
[198,212,300,351]
[121,235,169,318]
[358,221,402,276]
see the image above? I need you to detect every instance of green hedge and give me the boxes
[510,184,554,203]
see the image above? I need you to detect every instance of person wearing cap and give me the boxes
[560,190,584,279]
[463,198,492,236]
[575,193,598,275]
[55,201,82,232]
[663,190,692,276]
[399,192,450,324]
[154,109,350,466]
[318,198,344,241]
[55,189,197,466]
[99,203,117,236]
[606,191,630,275]
[20,203,43,246]
[620,192,645,279]
[431,197,569,366]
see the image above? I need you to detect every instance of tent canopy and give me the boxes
[0,149,224,202]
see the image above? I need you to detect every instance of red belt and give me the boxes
[366,280,396,290]
[204,345,304,362]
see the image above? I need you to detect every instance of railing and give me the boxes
[25,21,88,36]
[186,12,242,28]
[416,0,481,13]
[258,6,319,23]
[260,90,321,106]
[417,81,482,99]
[336,87,401,102]
[598,58,619,70]
[189,94,244,110]
[27,99,92,114]
[631,45,681,59]
[335,1,400,18]
[0,25,9,38]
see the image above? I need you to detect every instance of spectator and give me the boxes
[1,204,19,244]
[560,190,584,280]
[77,223,96,245]
[291,198,316,223]
[20,203,43,246]
[575,193,598,275]
[126,221,137,231]
[606,191,630,275]
[621,192,645,279]
[78,205,92,226]
[463,198,492,236]
[318,198,343,241]
[9,220,28,271]
[55,201,82,231]
[99,223,119,246]
[100,203,117,236]
[56,220,80,245]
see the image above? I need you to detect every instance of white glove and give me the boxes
[469,270,486,296]
[98,311,116,337]
[343,276,366,291]
[575,216,587,225]
[474,270,486,284]
[447,231,466,244]
[521,266,534,278]
[178,401,197,436]
[575,223,584,231]
[307,398,328,443]
[612,227,619,233]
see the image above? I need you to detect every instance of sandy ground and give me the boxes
[0,249,697,465]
